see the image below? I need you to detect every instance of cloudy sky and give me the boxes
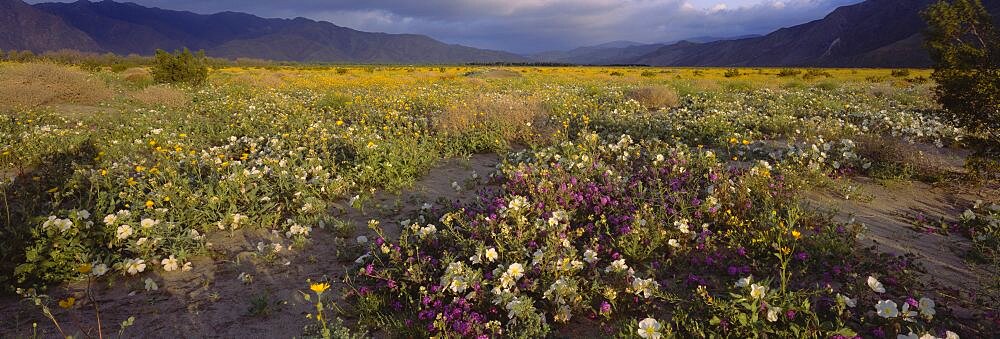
[31,0,864,53]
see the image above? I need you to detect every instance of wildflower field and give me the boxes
[0,63,998,338]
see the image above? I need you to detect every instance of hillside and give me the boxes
[0,0,100,52]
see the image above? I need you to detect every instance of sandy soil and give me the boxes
[802,177,998,321]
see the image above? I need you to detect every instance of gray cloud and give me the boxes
[28,0,864,53]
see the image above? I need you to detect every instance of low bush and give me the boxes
[626,86,681,110]
[151,48,208,86]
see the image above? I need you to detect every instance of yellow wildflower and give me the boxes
[310,282,330,294]
[58,297,75,309]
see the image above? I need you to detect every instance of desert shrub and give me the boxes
[964,155,1000,182]
[777,68,802,77]
[856,136,951,182]
[802,69,832,80]
[723,68,741,77]
[131,84,190,108]
[151,48,208,86]
[336,68,349,75]
[434,93,552,151]
[923,0,1000,138]
[0,62,113,110]
[609,71,624,76]
[625,86,680,109]
[121,67,153,86]
[640,70,657,77]
[891,69,911,77]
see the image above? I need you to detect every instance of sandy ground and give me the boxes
[803,177,998,322]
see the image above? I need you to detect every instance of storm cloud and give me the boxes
[28,0,864,53]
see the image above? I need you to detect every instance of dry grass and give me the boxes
[626,85,681,110]
[856,135,959,182]
[0,63,113,111]
[131,84,190,108]
[436,93,552,145]
[121,67,153,85]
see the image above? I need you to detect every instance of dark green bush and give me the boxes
[777,68,802,77]
[890,69,911,77]
[151,48,208,86]
[723,68,740,77]
[923,0,1000,137]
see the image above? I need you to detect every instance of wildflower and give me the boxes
[181,262,193,272]
[918,297,935,317]
[791,229,801,240]
[449,276,469,293]
[900,302,917,320]
[836,293,857,308]
[583,249,598,263]
[632,277,658,298]
[140,218,159,229]
[962,209,976,220]
[418,224,437,238]
[507,263,525,279]
[161,255,179,272]
[103,214,118,225]
[145,200,154,208]
[78,263,92,274]
[637,317,663,339]
[867,276,886,293]
[116,224,134,240]
[668,239,680,248]
[124,258,146,275]
[605,258,629,273]
[750,283,767,299]
[356,235,368,244]
[144,278,158,291]
[735,276,752,288]
[875,299,899,318]
[599,301,612,316]
[767,307,781,322]
[58,297,76,309]
[92,263,108,277]
[310,282,330,294]
[485,247,499,262]
[674,218,690,234]
[76,210,91,220]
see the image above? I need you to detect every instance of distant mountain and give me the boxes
[9,0,527,63]
[530,35,760,64]
[0,0,99,52]
[630,0,1000,67]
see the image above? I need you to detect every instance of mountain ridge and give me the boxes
[10,0,527,63]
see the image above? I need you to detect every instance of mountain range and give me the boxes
[1,0,527,63]
[1,0,998,66]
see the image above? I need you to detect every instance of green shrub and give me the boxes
[802,69,832,80]
[923,0,1000,137]
[777,68,801,77]
[890,69,911,77]
[151,48,208,86]
[640,70,657,77]
[723,68,741,77]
